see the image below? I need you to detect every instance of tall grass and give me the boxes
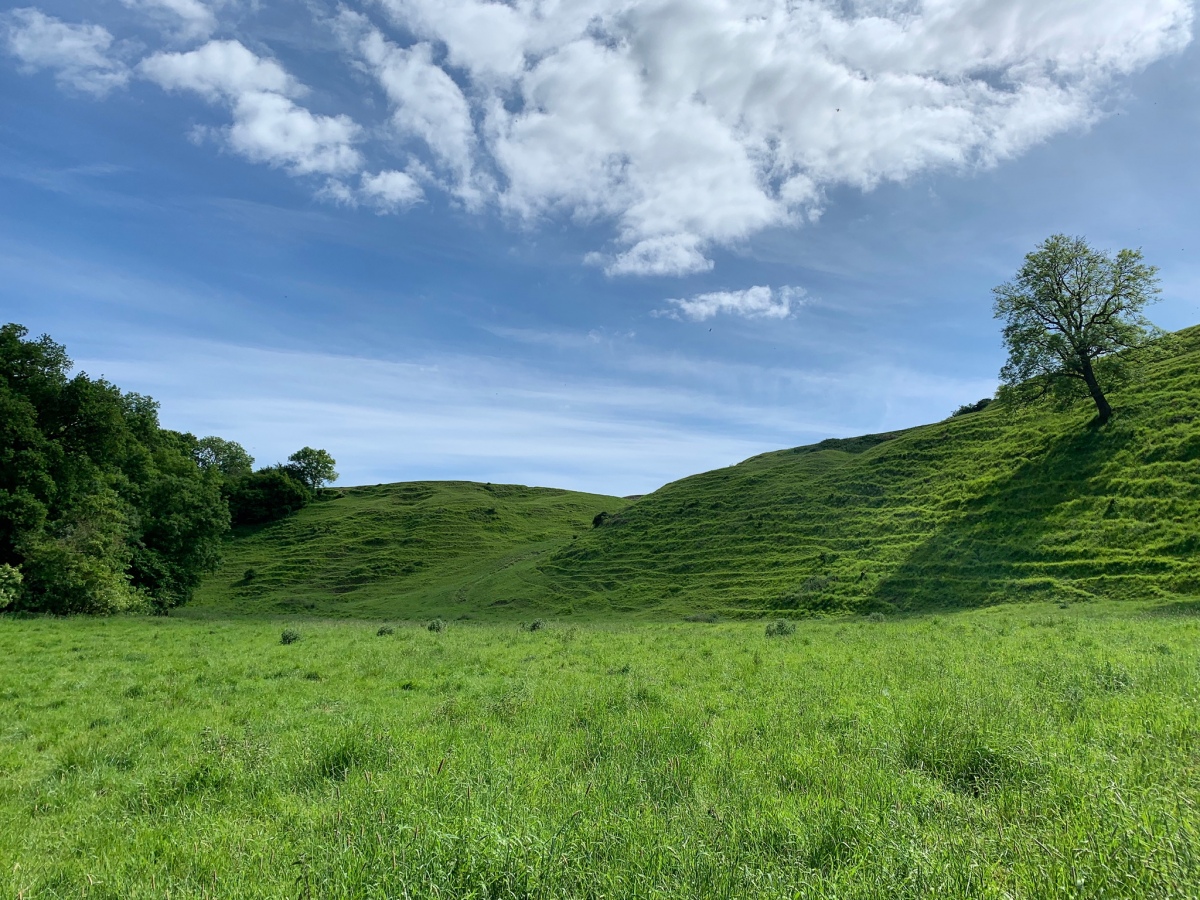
[3,601,1198,897]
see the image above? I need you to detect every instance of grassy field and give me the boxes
[192,327,1200,622]
[4,601,1199,898]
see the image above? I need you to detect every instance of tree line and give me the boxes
[0,324,336,615]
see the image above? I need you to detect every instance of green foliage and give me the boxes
[193,436,254,480]
[226,468,311,526]
[764,619,796,636]
[284,446,338,492]
[427,618,446,633]
[950,397,992,417]
[0,563,21,610]
[0,324,230,613]
[3,604,1198,897]
[993,234,1163,424]
[280,628,301,644]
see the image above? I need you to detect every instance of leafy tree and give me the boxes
[993,234,1162,424]
[0,324,230,613]
[193,436,254,480]
[285,447,338,492]
[0,564,20,610]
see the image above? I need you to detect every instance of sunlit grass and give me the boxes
[4,601,1198,898]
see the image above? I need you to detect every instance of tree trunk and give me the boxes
[1079,356,1113,424]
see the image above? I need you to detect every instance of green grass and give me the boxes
[529,326,1200,617]
[191,481,627,619]
[192,327,1200,622]
[4,602,1199,898]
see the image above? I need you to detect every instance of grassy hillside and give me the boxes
[532,327,1200,616]
[191,482,627,619]
[194,327,1200,620]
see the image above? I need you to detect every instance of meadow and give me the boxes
[3,600,1198,898]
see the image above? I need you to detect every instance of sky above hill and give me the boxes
[3,0,1200,495]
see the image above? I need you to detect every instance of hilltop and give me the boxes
[192,326,1200,620]
[190,482,627,618]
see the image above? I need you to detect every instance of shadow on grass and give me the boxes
[872,419,1138,610]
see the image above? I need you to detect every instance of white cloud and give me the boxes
[337,11,485,206]
[141,41,362,176]
[659,285,805,322]
[120,0,217,40]
[5,1,1193,273]
[365,0,1191,274]
[360,169,424,210]
[140,39,296,99]
[2,8,129,95]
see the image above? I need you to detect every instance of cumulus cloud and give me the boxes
[4,1,1193,270]
[120,0,217,40]
[658,285,805,322]
[141,41,362,176]
[360,169,424,210]
[2,8,129,95]
[365,0,1192,274]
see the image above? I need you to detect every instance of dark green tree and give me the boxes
[284,446,338,491]
[0,324,230,613]
[993,235,1162,425]
[227,468,311,525]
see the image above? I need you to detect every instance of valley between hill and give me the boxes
[191,326,1200,621]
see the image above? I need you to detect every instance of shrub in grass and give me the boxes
[524,619,546,632]
[280,629,301,645]
[765,620,796,637]
[866,612,886,623]
[376,625,395,636]
[427,619,446,633]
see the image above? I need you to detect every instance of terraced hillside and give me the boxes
[528,326,1200,617]
[191,482,627,618]
[195,326,1199,620]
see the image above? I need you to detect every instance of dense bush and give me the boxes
[227,468,312,526]
[951,397,993,417]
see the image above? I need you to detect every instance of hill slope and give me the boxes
[525,326,1200,616]
[194,326,1200,619]
[190,482,627,618]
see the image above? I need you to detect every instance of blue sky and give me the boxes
[3,0,1199,496]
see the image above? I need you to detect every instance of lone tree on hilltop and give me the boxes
[993,234,1163,425]
[285,446,338,491]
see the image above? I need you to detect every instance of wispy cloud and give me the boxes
[2,8,129,95]
[657,286,805,322]
[120,0,217,41]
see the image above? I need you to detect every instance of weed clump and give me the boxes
[280,629,301,645]
[866,612,886,624]
[765,620,796,637]
[524,619,546,632]
[376,625,395,636]
[427,618,446,633]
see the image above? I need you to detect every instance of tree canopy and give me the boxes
[993,234,1162,424]
[0,323,339,613]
